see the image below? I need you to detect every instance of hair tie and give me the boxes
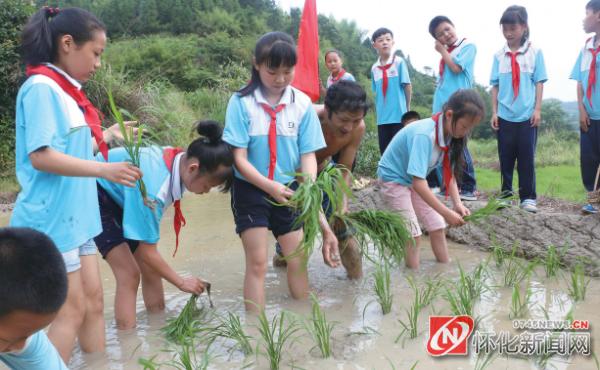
[43,6,60,18]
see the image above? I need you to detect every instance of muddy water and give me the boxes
[1,192,600,369]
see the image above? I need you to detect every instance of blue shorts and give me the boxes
[230,177,301,238]
[61,239,97,273]
[94,186,140,259]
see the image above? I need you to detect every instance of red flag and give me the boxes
[292,0,320,102]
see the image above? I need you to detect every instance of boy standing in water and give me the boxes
[370,27,412,155]
[274,80,368,279]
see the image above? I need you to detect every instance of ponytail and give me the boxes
[442,89,485,181]
[21,7,105,65]
[187,121,233,192]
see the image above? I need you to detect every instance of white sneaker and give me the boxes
[520,199,538,213]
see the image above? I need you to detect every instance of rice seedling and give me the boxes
[373,260,393,314]
[544,245,565,278]
[206,311,253,356]
[443,263,488,317]
[396,278,427,343]
[503,252,535,287]
[107,87,154,209]
[509,280,532,319]
[139,339,212,370]
[474,350,498,370]
[303,293,336,358]
[342,209,412,265]
[256,310,300,370]
[162,295,211,344]
[463,194,510,223]
[567,263,590,302]
[489,235,507,267]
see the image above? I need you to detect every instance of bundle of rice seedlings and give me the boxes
[304,293,335,358]
[463,194,511,223]
[341,209,412,265]
[107,88,154,209]
[162,295,211,344]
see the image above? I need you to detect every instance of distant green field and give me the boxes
[475,166,586,203]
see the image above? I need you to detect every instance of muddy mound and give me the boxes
[350,183,600,276]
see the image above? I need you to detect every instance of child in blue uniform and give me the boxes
[429,15,478,201]
[490,5,547,213]
[571,0,600,214]
[10,7,141,361]
[324,49,355,88]
[370,27,412,154]
[94,121,233,329]
[223,32,329,313]
[378,90,485,269]
[0,227,68,370]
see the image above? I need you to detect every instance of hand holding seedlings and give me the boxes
[99,161,142,188]
[269,181,295,204]
[103,120,141,146]
[177,276,206,295]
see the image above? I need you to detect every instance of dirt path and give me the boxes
[351,181,600,276]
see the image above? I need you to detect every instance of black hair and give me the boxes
[401,110,421,124]
[0,227,67,317]
[371,27,393,42]
[238,32,297,97]
[21,7,105,65]
[324,81,369,120]
[441,89,485,181]
[500,5,529,46]
[324,49,343,61]
[429,16,454,38]
[187,120,233,192]
[587,0,600,12]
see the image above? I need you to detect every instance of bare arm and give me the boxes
[530,82,544,127]
[30,147,142,187]
[435,41,463,74]
[404,84,412,110]
[136,242,205,294]
[412,177,465,226]
[490,85,499,130]
[577,82,590,132]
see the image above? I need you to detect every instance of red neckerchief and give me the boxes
[377,55,395,99]
[438,39,464,79]
[259,103,286,180]
[163,147,186,257]
[25,65,109,160]
[433,113,451,198]
[331,69,346,83]
[587,37,600,107]
[505,42,530,102]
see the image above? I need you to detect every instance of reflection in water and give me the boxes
[1,193,598,369]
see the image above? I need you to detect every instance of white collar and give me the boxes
[502,40,531,55]
[45,63,82,90]
[254,86,294,107]
[169,152,186,203]
[586,36,597,49]
[451,37,466,48]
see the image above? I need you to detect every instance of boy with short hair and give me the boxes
[0,227,68,370]
[571,0,600,214]
[429,15,478,201]
[370,27,412,155]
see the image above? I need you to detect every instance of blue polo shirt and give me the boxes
[10,64,101,253]
[223,86,326,184]
[96,146,180,244]
[570,37,600,119]
[490,41,548,122]
[432,39,477,113]
[378,116,449,187]
[371,54,411,125]
[0,331,67,370]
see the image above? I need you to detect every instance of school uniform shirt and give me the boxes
[570,37,600,119]
[223,86,326,184]
[10,64,101,253]
[96,146,184,244]
[378,116,449,187]
[490,41,548,122]
[432,38,477,113]
[371,54,411,125]
[0,331,68,370]
[326,71,356,88]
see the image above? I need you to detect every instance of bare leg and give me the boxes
[278,229,309,300]
[339,237,363,279]
[428,228,450,263]
[48,271,85,363]
[405,235,421,269]
[105,244,141,329]
[240,227,269,313]
[134,251,165,312]
[78,255,106,353]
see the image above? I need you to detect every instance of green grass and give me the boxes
[0,176,19,194]
[476,166,586,203]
